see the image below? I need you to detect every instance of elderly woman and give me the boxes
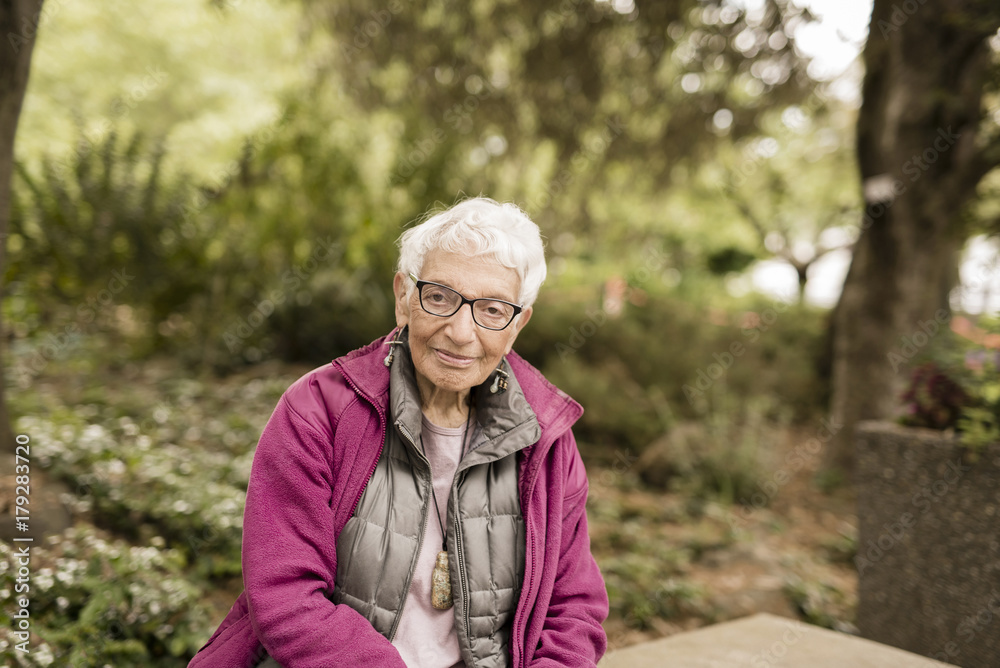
[188,197,608,668]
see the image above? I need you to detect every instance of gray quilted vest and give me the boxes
[331,336,540,667]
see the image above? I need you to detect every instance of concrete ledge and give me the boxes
[598,613,956,667]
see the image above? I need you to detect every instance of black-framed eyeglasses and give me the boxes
[409,273,523,331]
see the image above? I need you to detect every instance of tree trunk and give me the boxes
[826,0,1000,474]
[0,0,45,455]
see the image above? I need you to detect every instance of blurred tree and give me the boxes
[303,0,821,236]
[13,0,310,181]
[713,98,859,302]
[0,0,45,453]
[828,0,1000,472]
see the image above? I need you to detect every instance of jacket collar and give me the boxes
[333,328,583,449]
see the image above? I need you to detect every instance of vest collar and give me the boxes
[386,326,541,466]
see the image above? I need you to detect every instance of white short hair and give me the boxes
[396,197,547,308]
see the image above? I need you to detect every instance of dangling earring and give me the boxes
[384,328,405,367]
[489,359,509,394]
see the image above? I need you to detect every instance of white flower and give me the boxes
[172,500,192,514]
[35,643,55,666]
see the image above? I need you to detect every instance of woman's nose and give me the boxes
[445,302,478,343]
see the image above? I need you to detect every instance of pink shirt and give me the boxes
[391,414,477,668]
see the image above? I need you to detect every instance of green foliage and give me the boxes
[600,546,710,630]
[5,128,248,377]
[783,575,853,630]
[543,354,665,457]
[313,0,819,186]
[516,287,826,466]
[899,315,1000,455]
[954,316,1000,453]
[689,392,789,505]
[10,360,295,579]
[821,527,858,566]
[9,131,200,337]
[7,0,845,390]
[958,404,1000,454]
[705,246,758,275]
[589,491,723,629]
[189,96,419,368]
[608,572,710,630]
[0,527,214,667]
[634,390,790,506]
[704,95,860,290]
[17,0,310,179]
[0,360,302,664]
[7,106,443,371]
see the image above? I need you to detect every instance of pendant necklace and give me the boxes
[425,401,473,610]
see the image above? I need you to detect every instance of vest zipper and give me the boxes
[387,421,432,642]
[453,470,472,643]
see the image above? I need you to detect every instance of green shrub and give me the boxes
[0,526,214,667]
[638,390,789,504]
[783,575,854,631]
[17,412,247,578]
[9,367,294,579]
[601,552,709,629]
[542,355,664,462]
[517,288,826,464]
[9,131,205,350]
[899,314,1000,455]
[6,109,442,372]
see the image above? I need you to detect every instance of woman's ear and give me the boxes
[392,272,411,328]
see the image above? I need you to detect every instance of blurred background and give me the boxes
[0,0,998,665]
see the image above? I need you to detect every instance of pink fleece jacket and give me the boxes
[187,331,609,667]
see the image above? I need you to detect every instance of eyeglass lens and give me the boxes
[420,283,516,329]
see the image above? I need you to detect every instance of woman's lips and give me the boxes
[435,349,476,366]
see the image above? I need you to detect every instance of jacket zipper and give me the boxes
[509,402,578,668]
[387,421,432,642]
[511,457,544,668]
[340,371,387,521]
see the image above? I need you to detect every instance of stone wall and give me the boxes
[856,421,1000,668]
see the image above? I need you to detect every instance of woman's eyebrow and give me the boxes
[424,278,517,303]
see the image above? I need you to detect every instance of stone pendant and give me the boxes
[431,550,453,610]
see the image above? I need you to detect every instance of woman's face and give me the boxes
[393,249,533,396]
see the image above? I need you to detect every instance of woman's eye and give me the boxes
[480,302,509,318]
